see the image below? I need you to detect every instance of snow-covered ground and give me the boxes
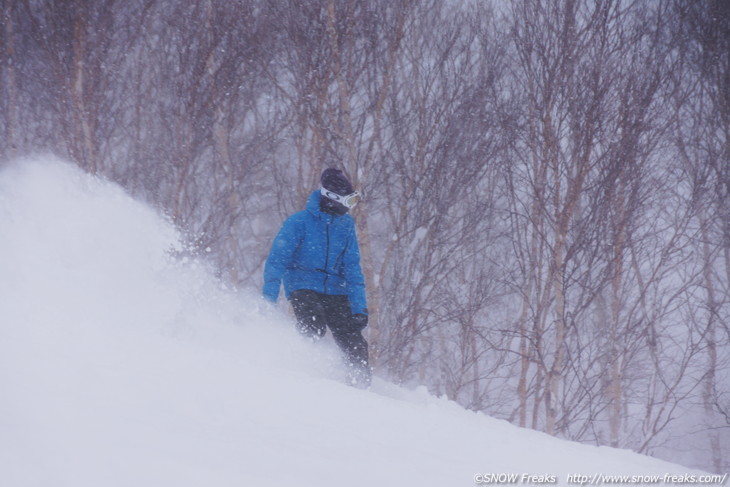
[0,157,713,486]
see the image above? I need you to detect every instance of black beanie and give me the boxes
[321,168,353,196]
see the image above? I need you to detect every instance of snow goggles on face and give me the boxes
[320,187,361,209]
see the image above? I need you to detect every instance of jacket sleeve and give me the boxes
[263,216,301,303]
[343,223,368,316]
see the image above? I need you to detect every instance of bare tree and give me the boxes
[0,0,21,159]
[18,0,121,173]
[505,1,700,451]
[670,0,730,472]
[509,0,622,435]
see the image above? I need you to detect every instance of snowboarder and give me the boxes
[263,168,371,388]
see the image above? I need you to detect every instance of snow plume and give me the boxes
[0,156,709,486]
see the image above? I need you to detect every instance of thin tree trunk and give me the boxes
[3,1,19,158]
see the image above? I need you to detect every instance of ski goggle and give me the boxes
[320,187,361,209]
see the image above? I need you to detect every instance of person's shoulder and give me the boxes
[287,209,308,220]
[280,209,309,231]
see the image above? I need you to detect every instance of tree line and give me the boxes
[1,0,728,472]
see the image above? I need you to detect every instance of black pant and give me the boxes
[289,290,370,386]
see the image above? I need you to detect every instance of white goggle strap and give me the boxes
[320,187,360,209]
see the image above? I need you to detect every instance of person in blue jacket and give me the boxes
[263,168,370,387]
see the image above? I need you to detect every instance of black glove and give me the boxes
[352,313,368,331]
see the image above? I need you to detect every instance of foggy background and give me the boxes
[1,0,728,472]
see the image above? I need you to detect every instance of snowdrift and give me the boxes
[0,156,709,487]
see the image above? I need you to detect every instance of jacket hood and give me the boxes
[306,191,323,217]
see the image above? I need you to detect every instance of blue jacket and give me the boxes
[263,191,368,316]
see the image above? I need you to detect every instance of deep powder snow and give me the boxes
[0,156,708,486]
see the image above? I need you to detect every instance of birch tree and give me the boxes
[671,0,730,472]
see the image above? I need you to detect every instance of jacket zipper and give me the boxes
[323,218,331,293]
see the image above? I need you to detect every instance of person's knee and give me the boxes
[339,334,369,363]
[290,290,327,337]
[296,314,326,339]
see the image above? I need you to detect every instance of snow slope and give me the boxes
[0,156,711,487]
